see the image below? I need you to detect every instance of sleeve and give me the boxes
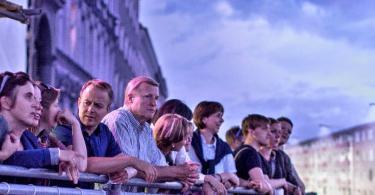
[53,125,73,147]
[235,148,262,180]
[3,148,58,168]
[188,147,202,173]
[222,153,237,173]
[105,128,122,157]
[282,151,299,186]
[175,147,190,165]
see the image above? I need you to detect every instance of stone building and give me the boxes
[26,0,167,112]
[286,122,375,195]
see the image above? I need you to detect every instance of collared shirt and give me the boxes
[54,122,121,157]
[188,135,236,174]
[102,107,167,166]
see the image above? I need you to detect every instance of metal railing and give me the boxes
[0,165,271,194]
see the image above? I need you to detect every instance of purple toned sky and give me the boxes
[139,0,375,143]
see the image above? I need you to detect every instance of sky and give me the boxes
[1,0,375,144]
[139,0,375,143]
[0,0,26,72]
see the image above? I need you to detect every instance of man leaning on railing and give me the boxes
[54,79,157,189]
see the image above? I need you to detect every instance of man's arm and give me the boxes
[155,164,199,183]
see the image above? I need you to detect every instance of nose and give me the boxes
[150,97,157,107]
[87,103,95,113]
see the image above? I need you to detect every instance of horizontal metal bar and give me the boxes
[0,182,106,195]
[0,165,266,194]
[0,165,108,183]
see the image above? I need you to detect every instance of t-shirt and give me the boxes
[234,144,262,180]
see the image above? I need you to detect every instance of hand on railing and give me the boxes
[204,175,227,195]
[109,170,129,184]
[175,162,199,189]
[58,161,79,184]
[219,173,240,189]
[133,160,157,183]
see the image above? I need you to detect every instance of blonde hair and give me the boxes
[124,76,158,105]
[153,113,193,150]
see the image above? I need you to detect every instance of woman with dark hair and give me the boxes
[190,101,239,193]
[0,71,83,184]
[26,82,87,171]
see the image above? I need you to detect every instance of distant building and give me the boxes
[286,122,375,195]
[26,0,167,112]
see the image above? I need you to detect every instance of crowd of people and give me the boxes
[0,71,305,194]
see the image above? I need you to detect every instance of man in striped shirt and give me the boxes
[102,76,198,188]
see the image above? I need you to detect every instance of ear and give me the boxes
[0,96,12,110]
[202,117,207,124]
[77,97,81,106]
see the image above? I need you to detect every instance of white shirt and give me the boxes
[188,135,237,174]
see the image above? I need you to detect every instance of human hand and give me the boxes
[220,173,240,189]
[59,161,79,184]
[134,160,157,183]
[205,175,227,195]
[109,170,129,184]
[56,110,79,126]
[178,162,199,185]
[1,133,20,156]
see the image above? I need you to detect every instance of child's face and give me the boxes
[203,111,224,134]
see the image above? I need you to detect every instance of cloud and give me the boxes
[140,0,375,141]
[301,2,325,17]
[214,1,234,17]
[0,1,27,73]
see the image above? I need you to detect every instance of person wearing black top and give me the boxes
[259,118,301,195]
[234,114,272,194]
[277,116,306,194]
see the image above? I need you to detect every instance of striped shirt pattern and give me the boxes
[102,107,167,166]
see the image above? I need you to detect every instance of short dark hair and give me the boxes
[80,79,113,107]
[268,117,278,125]
[0,71,33,109]
[193,101,224,129]
[153,99,192,124]
[277,116,293,127]
[225,126,242,145]
[242,114,269,136]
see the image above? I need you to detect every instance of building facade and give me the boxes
[286,122,375,195]
[26,0,167,112]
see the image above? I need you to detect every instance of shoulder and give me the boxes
[236,145,258,158]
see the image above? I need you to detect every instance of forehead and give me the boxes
[33,86,41,97]
[135,83,159,94]
[16,82,34,95]
[280,121,292,129]
[80,85,110,102]
[271,122,281,129]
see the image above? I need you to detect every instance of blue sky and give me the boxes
[1,0,375,144]
[140,0,375,143]
[0,0,26,72]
